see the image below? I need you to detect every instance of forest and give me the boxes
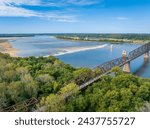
[0,52,150,112]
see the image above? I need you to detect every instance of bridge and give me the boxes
[1,42,150,112]
[79,42,150,89]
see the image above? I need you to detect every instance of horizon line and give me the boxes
[0,33,150,35]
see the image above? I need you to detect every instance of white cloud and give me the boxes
[0,5,38,17]
[67,0,99,6]
[0,0,102,22]
[41,0,100,6]
[0,0,41,6]
[0,0,80,22]
[117,17,129,20]
[41,13,79,22]
[0,0,100,7]
[0,0,41,17]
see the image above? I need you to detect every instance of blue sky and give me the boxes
[0,0,150,33]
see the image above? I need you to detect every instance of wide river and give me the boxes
[9,35,150,78]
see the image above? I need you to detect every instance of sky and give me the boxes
[0,0,150,33]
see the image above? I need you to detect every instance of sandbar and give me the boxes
[0,40,19,57]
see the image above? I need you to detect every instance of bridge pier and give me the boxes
[144,52,149,61]
[122,50,131,73]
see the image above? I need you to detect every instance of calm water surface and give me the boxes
[9,36,150,78]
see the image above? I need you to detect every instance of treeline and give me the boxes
[0,53,150,112]
[56,34,150,43]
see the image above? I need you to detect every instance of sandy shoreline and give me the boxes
[0,41,18,57]
[53,44,108,56]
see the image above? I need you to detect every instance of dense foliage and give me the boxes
[40,67,150,112]
[0,53,74,109]
[0,53,98,111]
[0,53,150,112]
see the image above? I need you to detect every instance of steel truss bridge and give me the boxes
[1,42,150,112]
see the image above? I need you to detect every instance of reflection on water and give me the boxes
[134,58,149,77]
[110,44,113,52]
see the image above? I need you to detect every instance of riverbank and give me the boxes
[0,40,18,57]
[56,36,149,44]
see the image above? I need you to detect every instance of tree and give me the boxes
[111,66,123,76]
[8,81,24,103]
[39,83,79,112]
[16,67,28,75]
[93,67,102,76]
[3,70,17,82]
[74,68,94,85]
[39,94,65,112]
[140,102,150,112]
[59,83,79,99]
[36,74,54,84]
[0,83,8,108]
[136,82,150,101]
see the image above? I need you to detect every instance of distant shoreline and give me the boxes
[56,36,149,44]
[0,40,19,57]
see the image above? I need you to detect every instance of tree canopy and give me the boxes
[0,52,150,112]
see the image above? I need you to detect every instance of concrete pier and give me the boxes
[122,50,131,73]
[144,52,149,60]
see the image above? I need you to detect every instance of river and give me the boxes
[8,35,150,78]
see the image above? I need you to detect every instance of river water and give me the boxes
[9,36,150,78]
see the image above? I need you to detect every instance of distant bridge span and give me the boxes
[1,42,150,112]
